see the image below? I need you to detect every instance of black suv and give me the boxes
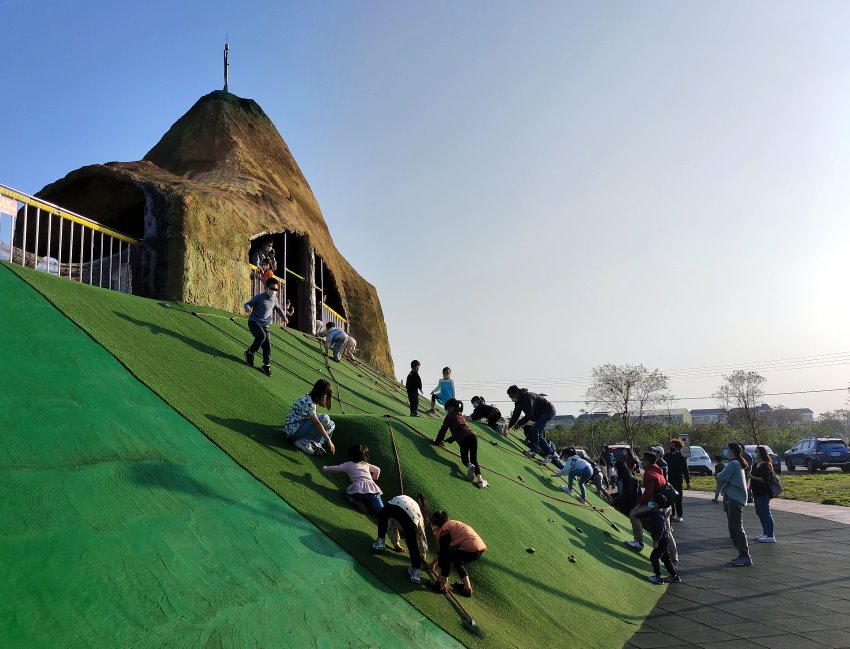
[784,438,850,473]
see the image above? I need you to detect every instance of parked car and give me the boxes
[784,438,850,473]
[608,444,634,463]
[686,445,713,476]
[744,445,782,474]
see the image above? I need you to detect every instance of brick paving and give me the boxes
[622,496,850,649]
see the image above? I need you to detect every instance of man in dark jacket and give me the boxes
[505,385,556,458]
[664,439,690,521]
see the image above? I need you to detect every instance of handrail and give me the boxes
[0,183,138,244]
[322,303,346,322]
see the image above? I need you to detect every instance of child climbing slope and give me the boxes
[428,511,487,597]
[322,444,384,513]
[432,399,488,488]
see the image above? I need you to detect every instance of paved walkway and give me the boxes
[623,496,850,649]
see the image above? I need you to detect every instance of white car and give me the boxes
[687,445,713,476]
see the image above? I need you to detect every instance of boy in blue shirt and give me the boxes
[243,277,288,376]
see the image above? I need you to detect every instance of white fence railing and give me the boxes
[0,183,137,292]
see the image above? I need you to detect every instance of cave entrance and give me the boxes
[248,232,345,334]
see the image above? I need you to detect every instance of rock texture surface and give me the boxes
[36,91,393,373]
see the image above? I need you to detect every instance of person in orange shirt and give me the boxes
[258,259,275,284]
[428,511,487,597]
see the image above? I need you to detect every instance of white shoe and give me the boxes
[310,441,326,456]
[372,539,385,551]
[523,450,536,458]
[757,536,776,543]
[408,567,421,583]
[674,516,683,522]
[466,463,476,482]
[561,486,572,495]
[753,534,765,541]
[294,439,315,455]
[476,479,489,489]
[627,540,644,549]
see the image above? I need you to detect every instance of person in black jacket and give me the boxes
[406,360,423,416]
[664,439,690,521]
[468,396,502,432]
[611,459,640,516]
[505,385,556,458]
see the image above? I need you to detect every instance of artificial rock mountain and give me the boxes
[36,91,393,373]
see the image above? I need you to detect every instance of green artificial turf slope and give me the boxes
[0,265,459,649]
[6,263,663,649]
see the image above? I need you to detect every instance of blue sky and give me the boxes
[3,1,850,415]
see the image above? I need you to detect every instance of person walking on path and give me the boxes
[664,439,691,522]
[428,511,487,597]
[637,490,682,584]
[406,360,423,416]
[627,452,667,550]
[432,399,488,488]
[426,367,455,415]
[652,445,669,480]
[322,444,384,514]
[716,442,752,566]
[750,446,777,543]
[372,493,430,583]
[284,379,336,456]
[468,396,503,433]
[504,385,556,458]
[243,277,289,376]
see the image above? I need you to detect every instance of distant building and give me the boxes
[691,408,727,425]
[575,412,612,424]
[639,408,692,426]
[787,408,814,423]
[544,415,576,431]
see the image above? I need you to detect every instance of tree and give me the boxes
[714,370,767,444]
[818,410,850,437]
[585,364,671,449]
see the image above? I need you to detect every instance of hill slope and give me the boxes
[0,263,457,649]
[4,263,662,648]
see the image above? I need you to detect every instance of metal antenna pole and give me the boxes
[224,37,230,92]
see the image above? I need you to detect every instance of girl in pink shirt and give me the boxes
[322,445,384,513]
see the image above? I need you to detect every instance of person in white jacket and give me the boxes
[554,449,593,503]
[715,442,752,567]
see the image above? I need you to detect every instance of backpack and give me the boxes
[769,472,783,497]
[653,482,679,509]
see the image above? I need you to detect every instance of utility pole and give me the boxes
[223,37,230,92]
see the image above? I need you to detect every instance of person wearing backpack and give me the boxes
[636,490,681,584]
[749,446,777,543]
[612,459,640,516]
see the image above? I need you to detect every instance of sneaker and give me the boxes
[294,439,314,455]
[757,536,776,543]
[711,498,719,503]
[261,365,272,377]
[732,556,753,567]
[371,539,386,551]
[577,496,585,504]
[476,479,489,489]
[466,463,476,482]
[244,350,255,366]
[626,540,644,550]
[310,442,326,457]
[426,408,436,415]
[674,516,683,522]
[667,575,682,583]
[648,575,664,584]
[408,567,421,583]
[561,486,573,495]
[672,559,679,566]
[753,534,765,541]
[523,450,536,458]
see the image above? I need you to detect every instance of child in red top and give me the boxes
[428,510,487,597]
[432,399,488,488]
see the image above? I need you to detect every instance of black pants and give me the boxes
[377,504,422,569]
[650,534,677,578]
[407,388,419,416]
[248,320,271,365]
[669,476,684,518]
[458,435,479,475]
[486,414,501,431]
[438,548,482,579]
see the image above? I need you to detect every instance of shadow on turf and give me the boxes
[126,460,289,524]
[114,312,242,363]
[207,415,299,464]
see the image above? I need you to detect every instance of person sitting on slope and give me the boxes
[431,399,488,489]
[426,367,456,415]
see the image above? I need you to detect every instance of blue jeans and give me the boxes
[568,465,593,499]
[753,495,774,537]
[329,336,346,361]
[290,414,335,445]
[528,411,555,455]
[348,492,384,512]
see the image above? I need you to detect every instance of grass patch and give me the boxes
[6,263,663,649]
[690,472,850,507]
